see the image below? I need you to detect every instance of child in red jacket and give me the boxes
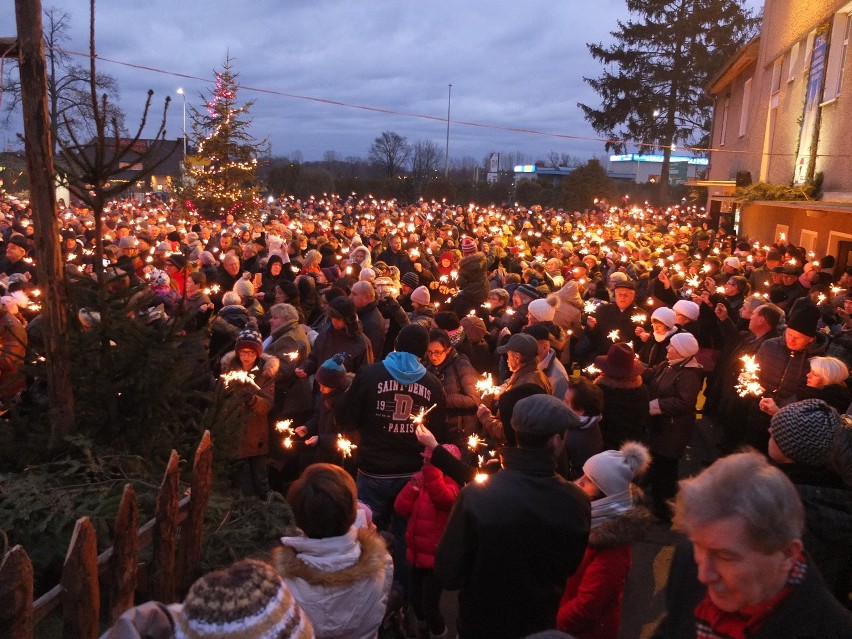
[394,444,461,639]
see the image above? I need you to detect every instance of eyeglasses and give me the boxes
[426,348,449,357]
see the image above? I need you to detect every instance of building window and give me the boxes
[788,41,800,81]
[771,57,783,94]
[739,78,752,137]
[823,9,852,102]
[720,97,729,146]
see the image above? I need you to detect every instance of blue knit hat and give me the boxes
[315,354,347,389]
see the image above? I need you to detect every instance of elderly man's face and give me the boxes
[690,516,800,613]
[784,327,814,352]
[223,257,240,277]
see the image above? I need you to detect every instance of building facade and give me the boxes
[705,0,852,271]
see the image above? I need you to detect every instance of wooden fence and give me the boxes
[0,431,213,639]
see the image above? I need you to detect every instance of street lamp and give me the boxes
[176,88,186,158]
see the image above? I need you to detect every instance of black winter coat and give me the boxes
[596,376,650,451]
[435,446,591,639]
[301,323,373,377]
[644,358,703,459]
[426,350,482,444]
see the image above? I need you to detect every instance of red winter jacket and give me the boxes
[557,503,652,639]
[394,463,460,569]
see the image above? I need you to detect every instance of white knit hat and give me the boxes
[528,294,559,322]
[669,332,699,358]
[672,300,700,322]
[651,306,677,328]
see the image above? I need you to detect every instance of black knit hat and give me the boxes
[769,399,840,466]
[395,323,429,358]
[786,303,820,338]
[327,296,356,323]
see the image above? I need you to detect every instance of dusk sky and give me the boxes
[1,1,763,165]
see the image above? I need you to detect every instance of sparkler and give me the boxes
[220,370,260,390]
[476,373,501,398]
[735,355,764,398]
[583,300,599,314]
[631,313,647,323]
[286,351,300,360]
[337,434,357,459]
[467,434,485,451]
[607,330,620,342]
[583,363,602,376]
[275,419,295,449]
[410,403,438,425]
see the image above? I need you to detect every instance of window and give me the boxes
[788,41,800,81]
[739,78,752,137]
[720,97,729,146]
[823,9,852,102]
[771,57,783,94]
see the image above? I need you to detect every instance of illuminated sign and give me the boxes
[513,165,536,173]
[608,154,708,166]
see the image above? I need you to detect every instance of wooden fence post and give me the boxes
[181,430,212,591]
[108,484,138,623]
[150,450,179,604]
[0,545,34,639]
[61,517,99,639]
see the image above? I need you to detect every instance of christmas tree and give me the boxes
[187,56,269,219]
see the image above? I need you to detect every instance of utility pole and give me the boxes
[444,84,452,179]
[11,0,76,447]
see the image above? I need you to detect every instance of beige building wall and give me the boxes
[705,0,852,255]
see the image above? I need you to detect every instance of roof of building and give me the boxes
[706,37,761,96]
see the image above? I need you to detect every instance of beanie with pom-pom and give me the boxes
[583,441,650,496]
[527,294,559,323]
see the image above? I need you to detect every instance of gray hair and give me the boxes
[351,280,376,301]
[269,303,299,324]
[222,291,242,307]
[673,451,804,553]
[808,356,849,386]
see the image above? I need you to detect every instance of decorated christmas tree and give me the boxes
[186,56,269,219]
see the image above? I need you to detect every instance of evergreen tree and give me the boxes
[187,56,269,219]
[560,158,616,212]
[579,0,759,202]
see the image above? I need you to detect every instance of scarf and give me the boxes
[653,326,678,342]
[694,554,807,639]
[590,490,633,529]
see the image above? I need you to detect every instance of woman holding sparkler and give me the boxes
[425,329,482,446]
[219,329,278,499]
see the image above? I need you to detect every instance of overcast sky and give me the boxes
[1,1,763,165]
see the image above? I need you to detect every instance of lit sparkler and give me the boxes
[467,434,485,451]
[220,370,260,390]
[631,313,647,323]
[410,403,438,425]
[337,434,357,458]
[476,373,501,398]
[735,355,764,398]
[583,363,602,376]
[287,351,300,360]
[607,329,620,342]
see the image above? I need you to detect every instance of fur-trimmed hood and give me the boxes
[588,493,653,549]
[274,527,389,588]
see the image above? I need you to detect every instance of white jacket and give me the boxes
[274,526,394,639]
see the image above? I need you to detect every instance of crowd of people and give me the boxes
[2,190,852,638]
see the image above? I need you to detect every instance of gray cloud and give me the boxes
[1,0,678,163]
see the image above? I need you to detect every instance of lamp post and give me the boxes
[176,87,186,158]
[444,84,452,179]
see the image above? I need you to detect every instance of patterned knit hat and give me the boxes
[315,353,348,390]
[769,399,841,466]
[235,329,263,356]
[461,237,477,256]
[175,559,314,639]
[401,271,420,289]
